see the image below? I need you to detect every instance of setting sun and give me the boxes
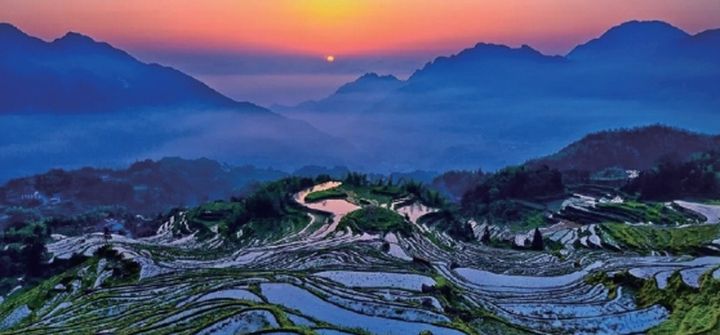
[326,55,335,63]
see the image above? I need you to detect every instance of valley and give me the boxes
[1,170,719,334]
[1,8,719,335]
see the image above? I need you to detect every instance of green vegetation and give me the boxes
[638,274,720,334]
[599,222,720,254]
[431,169,486,201]
[341,172,447,208]
[585,272,620,300]
[338,206,411,236]
[341,184,402,206]
[510,212,547,233]
[1,222,51,294]
[185,201,245,238]
[418,209,474,242]
[527,125,720,173]
[597,200,699,225]
[0,247,138,327]
[460,165,562,230]
[463,198,548,231]
[183,177,320,243]
[585,270,720,334]
[624,150,720,201]
[462,165,564,209]
[305,188,347,202]
[470,317,534,335]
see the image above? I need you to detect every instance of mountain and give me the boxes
[674,28,720,62]
[277,20,720,172]
[526,125,720,172]
[335,73,403,95]
[407,43,566,93]
[278,72,403,114]
[0,23,253,113]
[567,20,690,62]
[0,23,354,180]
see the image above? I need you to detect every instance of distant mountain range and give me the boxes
[2,20,720,180]
[288,20,719,112]
[280,20,720,172]
[0,23,252,113]
[0,23,353,180]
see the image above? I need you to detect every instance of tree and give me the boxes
[480,226,491,243]
[531,228,544,251]
[23,227,46,276]
[103,226,112,244]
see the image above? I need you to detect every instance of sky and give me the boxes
[2,0,719,105]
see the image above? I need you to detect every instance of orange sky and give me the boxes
[2,0,719,56]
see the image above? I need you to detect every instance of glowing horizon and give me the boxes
[2,0,719,57]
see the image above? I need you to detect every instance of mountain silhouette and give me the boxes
[278,72,404,114]
[335,73,403,94]
[278,20,720,172]
[0,23,257,113]
[567,20,689,61]
[0,23,355,180]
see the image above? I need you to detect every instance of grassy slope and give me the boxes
[597,201,698,225]
[639,274,720,334]
[304,189,347,202]
[588,271,720,334]
[306,184,408,206]
[338,206,411,236]
[599,222,720,254]
[184,200,310,245]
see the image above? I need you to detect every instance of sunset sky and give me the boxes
[2,0,719,104]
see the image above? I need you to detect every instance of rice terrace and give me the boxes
[2,1,720,334]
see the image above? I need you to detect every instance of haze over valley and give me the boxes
[1,2,720,334]
[2,20,720,180]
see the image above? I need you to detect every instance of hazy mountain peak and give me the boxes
[0,25,259,113]
[462,42,543,58]
[426,42,559,69]
[408,42,562,85]
[568,20,689,60]
[693,28,720,39]
[357,72,399,81]
[0,22,45,48]
[334,72,403,95]
[0,22,22,35]
[51,31,135,60]
[55,31,95,43]
[688,28,720,47]
[598,20,689,45]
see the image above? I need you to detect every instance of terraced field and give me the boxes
[1,182,719,334]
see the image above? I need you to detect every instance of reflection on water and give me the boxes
[295,182,360,238]
[261,283,464,335]
[396,203,436,224]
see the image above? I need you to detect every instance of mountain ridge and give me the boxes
[526,125,720,172]
[0,22,264,114]
[0,22,356,180]
[567,20,690,61]
[276,19,720,173]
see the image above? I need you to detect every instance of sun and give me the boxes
[326,55,335,63]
